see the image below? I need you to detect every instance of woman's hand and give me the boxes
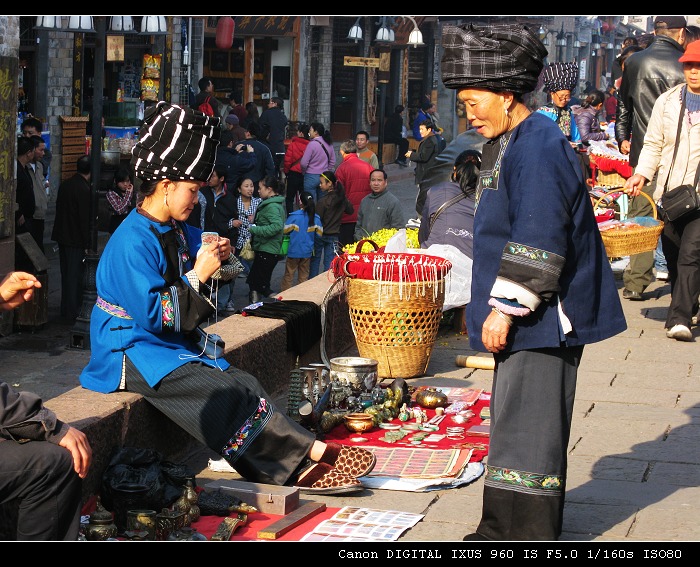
[481,310,510,353]
[624,173,647,197]
[218,237,232,260]
[619,140,631,155]
[194,241,223,282]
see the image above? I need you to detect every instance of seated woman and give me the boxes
[79,102,375,495]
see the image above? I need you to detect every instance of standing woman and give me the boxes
[283,123,310,213]
[106,166,135,234]
[441,23,626,540]
[300,122,335,202]
[310,170,353,277]
[231,177,262,277]
[624,40,700,341]
[79,102,374,495]
[247,175,286,303]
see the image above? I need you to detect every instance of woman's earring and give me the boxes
[504,108,509,117]
[163,192,168,208]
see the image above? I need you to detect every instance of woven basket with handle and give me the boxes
[595,190,663,257]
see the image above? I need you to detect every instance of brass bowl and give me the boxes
[415,387,449,409]
[344,412,375,433]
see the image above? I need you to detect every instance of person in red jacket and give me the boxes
[283,123,310,214]
[335,139,373,246]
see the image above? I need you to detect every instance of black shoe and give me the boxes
[622,288,643,301]
[462,532,489,541]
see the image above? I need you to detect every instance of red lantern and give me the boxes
[215,17,235,49]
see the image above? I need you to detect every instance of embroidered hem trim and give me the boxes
[220,398,273,464]
[483,464,563,496]
[96,296,133,319]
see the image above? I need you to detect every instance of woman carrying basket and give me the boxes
[624,40,700,342]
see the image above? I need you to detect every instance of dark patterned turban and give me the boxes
[131,101,221,182]
[540,61,579,93]
[441,23,548,95]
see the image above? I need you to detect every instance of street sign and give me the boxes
[344,56,380,68]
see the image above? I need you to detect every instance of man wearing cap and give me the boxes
[224,113,247,142]
[616,16,686,301]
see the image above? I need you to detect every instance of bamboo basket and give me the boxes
[589,153,629,188]
[595,190,663,257]
[346,277,446,379]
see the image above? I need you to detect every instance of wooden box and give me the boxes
[205,479,300,515]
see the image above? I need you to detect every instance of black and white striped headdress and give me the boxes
[540,62,579,93]
[131,101,221,182]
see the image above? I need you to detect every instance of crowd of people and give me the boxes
[7,16,700,541]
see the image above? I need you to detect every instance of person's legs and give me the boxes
[61,246,85,321]
[303,174,320,203]
[654,238,668,280]
[339,223,356,247]
[323,235,341,272]
[297,258,311,284]
[415,183,430,217]
[664,212,700,331]
[0,440,82,540]
[125,359,315,486]
[475,346,582,541]
[280,258,297,291]
[309,235,323,279]
[623,184,655,297]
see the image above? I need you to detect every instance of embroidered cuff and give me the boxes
[488,297,531,317]
[185,270,200,293]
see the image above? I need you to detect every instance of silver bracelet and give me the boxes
[491,306,513,326]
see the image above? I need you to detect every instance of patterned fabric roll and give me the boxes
[131,101,221,182]
[441,23,547,95]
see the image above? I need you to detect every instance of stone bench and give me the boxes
[43,273,356,502]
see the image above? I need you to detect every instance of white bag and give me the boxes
[413,244,472,311]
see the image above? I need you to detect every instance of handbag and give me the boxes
[240,239,255,261]
[191,326,225,359]
[212,255,245,281]
[660,91,700,222]
[279,234,290,256]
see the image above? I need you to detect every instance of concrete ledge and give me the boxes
[43,273,355,502]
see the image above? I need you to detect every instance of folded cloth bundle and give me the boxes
[242,300,322,355]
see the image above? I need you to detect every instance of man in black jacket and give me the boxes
[615,16,686,301]
[51,155,91,322]
[258,97,288,176]
[0,271,92,540]
[243,122,276,193]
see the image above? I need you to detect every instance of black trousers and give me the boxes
[661,208,700,328]
[385,138,409,161]
[126,360,315,486]
[477,346,582,540]
[285,171,304,214]
[0,440,82,540]
[247,250,280,295]
[58,244,85,321]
